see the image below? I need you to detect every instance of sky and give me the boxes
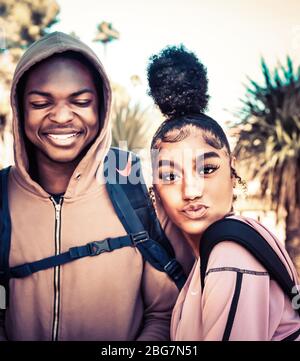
[52,0,300,126]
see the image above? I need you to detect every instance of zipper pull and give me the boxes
[55,204,61,220]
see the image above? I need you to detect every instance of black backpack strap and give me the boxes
[104,147,186,290]
[9,233,145,278]
[0,166,12,307]
[200,218,299,305]
[2,149,186,290]
[105,147,175,255]
[9,230,184,290]
[200,218,300,340]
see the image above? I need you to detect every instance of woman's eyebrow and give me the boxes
[158,152,220,169]
[196,151,221,162]
[158,159,181,171]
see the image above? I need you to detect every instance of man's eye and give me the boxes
[73,100,92,107]
[197,164,220,175]
[30,102,50,109]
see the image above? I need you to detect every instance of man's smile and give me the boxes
[43,130,84,147]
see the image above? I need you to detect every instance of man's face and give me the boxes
[23,56,99,164]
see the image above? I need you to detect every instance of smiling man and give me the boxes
[22,53,100,194]
[0,32,182,341]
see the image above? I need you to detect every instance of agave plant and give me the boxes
[111,98,152,153]
[233,57,300,273]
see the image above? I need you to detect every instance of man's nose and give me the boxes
[49,104,74,124]
[182,175,204,200]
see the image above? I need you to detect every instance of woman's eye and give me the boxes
[160,172,181,183]
[197,164,220,175]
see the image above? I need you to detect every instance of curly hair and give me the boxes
[147,44,209,119]
[146,45,232,154]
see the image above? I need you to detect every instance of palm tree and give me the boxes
[93,21,119,60]
[233,57,300,273]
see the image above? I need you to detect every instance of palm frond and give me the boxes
[233,56,300,221]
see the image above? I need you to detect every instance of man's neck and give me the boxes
[33,152,81,194]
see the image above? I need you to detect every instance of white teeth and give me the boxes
[48,133,77,140]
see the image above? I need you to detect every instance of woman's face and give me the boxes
[154,131,235,247]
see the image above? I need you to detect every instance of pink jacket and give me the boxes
[171,215,300,341]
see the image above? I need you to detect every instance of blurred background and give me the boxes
[0,0,300,272]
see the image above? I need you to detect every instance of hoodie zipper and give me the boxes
[50,196,63,341]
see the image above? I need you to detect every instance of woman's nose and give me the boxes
[182,175,204,200]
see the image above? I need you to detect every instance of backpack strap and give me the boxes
[9,230,184,291]
[104,147,186,290]
[105,147,175,255]
[0,166,12,307]
[200,218,300,304]
[5,148,186,290]
[200,217,300,340]
[9,233,147,278]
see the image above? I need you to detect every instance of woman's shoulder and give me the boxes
[206,214,270,273]
[207,239,268,273]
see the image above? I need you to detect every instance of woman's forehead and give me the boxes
[157,134,226,160]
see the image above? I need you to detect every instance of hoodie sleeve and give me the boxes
[136,261,179,341]
[201,241,276,341]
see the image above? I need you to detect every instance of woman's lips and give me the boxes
[182,204,208,220]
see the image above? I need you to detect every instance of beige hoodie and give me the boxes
[1,32,181,341]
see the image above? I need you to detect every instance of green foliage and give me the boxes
[0,0,59,51]
[233,57,300,217]
[111,99,152,152]
[233,57,300,270]
[0,0,60,136]
[93,21,119,44]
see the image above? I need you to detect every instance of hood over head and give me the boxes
[10,31,112,198]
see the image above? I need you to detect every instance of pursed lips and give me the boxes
[181,202,208,220]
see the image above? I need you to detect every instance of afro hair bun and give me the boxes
[147,45,209,119]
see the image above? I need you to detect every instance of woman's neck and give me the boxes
[182,231,202,258]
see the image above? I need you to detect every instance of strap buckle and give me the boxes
[164,259,183,280]
[130,231,149,245]
[88,239,111,256]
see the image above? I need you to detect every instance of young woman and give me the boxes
[147,45,300,341]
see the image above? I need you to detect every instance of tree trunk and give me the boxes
[285,206,300,277]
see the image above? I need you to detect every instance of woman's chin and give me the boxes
[181,214,224,239]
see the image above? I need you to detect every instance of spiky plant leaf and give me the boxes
[232,57,300,271]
